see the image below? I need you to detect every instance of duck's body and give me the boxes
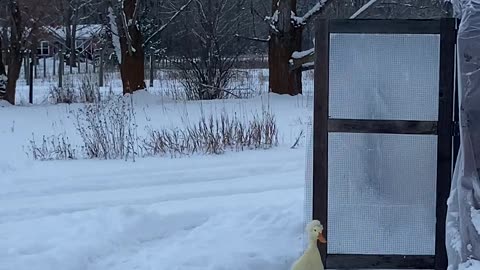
[291,241,323,270]
[291,220,326,270]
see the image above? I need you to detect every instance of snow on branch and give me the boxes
[265,10,280,33]
[291,47,314,59]
[350,0,377,19]
[291,0,328,26]
[290,48,315,71]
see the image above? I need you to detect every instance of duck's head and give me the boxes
[306,220,327,244]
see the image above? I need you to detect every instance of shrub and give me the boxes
[74,95,138,160]
[141,109,278,157]
[26,133,76,161]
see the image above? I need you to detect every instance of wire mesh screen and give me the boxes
[329,33,440,121]
[322,32,441,255]
[327,133,438,255]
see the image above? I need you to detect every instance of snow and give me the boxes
[0,69,314,270]
[291,1,327,26]
[265,10,280,33]
[291,48,314,59]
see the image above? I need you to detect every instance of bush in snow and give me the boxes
[26,133,77,161]
[49,75,101,104]
[78,75,101,103]
[74,95,138,160]
[25,97,279,161]
[49,86,78,104]
[141,109,278,157]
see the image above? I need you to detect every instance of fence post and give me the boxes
[59,49,64,88]
[99,48,104,87]
[149,54,154,88]
[43,56,46,78]
[24,55,29,85]
[53,54,56,76]
[85,56,89,73]
[29,52,34,104]
[34,53,38,79]
[93,54,96,73]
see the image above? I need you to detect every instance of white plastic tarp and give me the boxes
[446,1,480,269]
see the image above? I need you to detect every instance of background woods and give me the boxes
[0,0,451,104]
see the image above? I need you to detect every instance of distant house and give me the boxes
[37,24,105,60]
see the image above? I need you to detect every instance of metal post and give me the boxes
[43,56,47,78]
[34,53,37,79]
[24,55,29,85]
[29,52,33,104]
[99,48,104,87]
[59,49,64,88]
[53,54,56,76]
[149,54,154,88]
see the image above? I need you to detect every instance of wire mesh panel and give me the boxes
[329,33,440,121]
[328,133,438,255]
[311,19,456,270]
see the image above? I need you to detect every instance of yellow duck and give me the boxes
[291,220,327,270]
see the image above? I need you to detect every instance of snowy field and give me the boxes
[0,67,315,270]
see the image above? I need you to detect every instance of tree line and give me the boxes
[0,0,451,104]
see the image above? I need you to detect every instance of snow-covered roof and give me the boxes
[44,24,104,40]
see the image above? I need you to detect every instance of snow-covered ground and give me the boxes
[0,69,314,270]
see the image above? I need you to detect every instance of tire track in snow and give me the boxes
[0,168,304,223]
[2,159,302,199]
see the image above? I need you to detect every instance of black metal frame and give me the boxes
[313,18,457,270]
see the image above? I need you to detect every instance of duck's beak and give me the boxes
[318,232,327,244]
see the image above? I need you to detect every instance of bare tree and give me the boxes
[1,0,54,104]
[3,0,23,105]
[263,0,332,95]
[52,0,102,70]
[174,0,251,100]
[107,0,193,95]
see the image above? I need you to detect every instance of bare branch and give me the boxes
[234,34,270,43]
[350,0,378,19]
[131,0,140,26]
[198,83,241,98]
[143,0,194,47]
[119,8,134,55]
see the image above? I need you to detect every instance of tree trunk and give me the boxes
[64,7,77,69]
[268,31,302,95]
[5,55,21,104]
[118,0,146,95]
[0,37,6,99]
[268,0,303,95]
[0,38,5,75]
[4,0,22,105]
